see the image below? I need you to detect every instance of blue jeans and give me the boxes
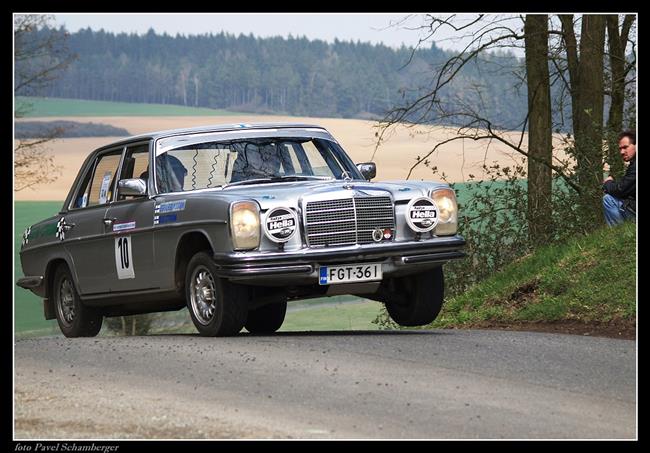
[603,194,634,226]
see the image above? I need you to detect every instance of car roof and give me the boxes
[96,122,330,151]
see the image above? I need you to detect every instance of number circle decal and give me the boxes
[263,207,298,243]
[406,197,439,232]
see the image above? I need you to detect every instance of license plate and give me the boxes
[319,263,383,285]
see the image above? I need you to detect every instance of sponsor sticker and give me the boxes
[154,214,177,225]
[263,207,297,243]
[113,221,136,232]
[406,197,438,232]
[154,199,186,214]
[98,171,112,204]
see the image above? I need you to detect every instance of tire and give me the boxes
[245,301,287,334]
[185,251,248,336]
[385,267,444,327]
[52,265,103,338]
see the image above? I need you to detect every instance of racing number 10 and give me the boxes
[117,237,130,269]
[114,235,135,279]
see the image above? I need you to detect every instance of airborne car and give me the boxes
[18,123,466,337]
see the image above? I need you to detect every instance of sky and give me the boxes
[51,13,492,53]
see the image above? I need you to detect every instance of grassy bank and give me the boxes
[428,222,637,336]
[16,96,246,117]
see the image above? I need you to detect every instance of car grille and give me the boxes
[304,196,395,247]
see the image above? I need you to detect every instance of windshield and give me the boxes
[155,137,359,193]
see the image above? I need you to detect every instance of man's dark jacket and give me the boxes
[603,156,636,215]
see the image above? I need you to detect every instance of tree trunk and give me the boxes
[560,15,608,229]
[559,15,580,136]
[575,15,607,228]
[194,75,200,107]
[524,15,553,246]
[605,14,635,178]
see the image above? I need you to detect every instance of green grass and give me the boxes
[281,300,383,332]
[146,300,384,335]
[14,201,64,335]
[429,221,637,328]
[16,96,248,117]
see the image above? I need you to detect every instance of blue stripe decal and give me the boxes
[154,214,177,225]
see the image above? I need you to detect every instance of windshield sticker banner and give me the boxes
[154,200,186,214]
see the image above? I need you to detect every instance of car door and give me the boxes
[63,147,123,295]
[102,142,157,292]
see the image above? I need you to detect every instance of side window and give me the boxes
[279,143,302,175]
[302,141,334,176]
[86,151,123,207]
[117,144,149,201]
[72,168,94,210]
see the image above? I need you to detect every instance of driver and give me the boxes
[231,143,281,182]
[156,153,188,193]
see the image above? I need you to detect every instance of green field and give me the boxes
[16,96,247,117]
[146,300,383,335]
[14,201,65,336]
[282,300,382,332]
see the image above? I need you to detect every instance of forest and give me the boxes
[23,27,531,128]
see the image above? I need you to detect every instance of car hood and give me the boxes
[219,179,450,210]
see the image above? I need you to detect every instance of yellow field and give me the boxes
[14,114,566,201]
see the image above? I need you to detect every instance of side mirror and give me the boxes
[118,178,147,197]
[356,162,377,181]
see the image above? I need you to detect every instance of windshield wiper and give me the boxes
[223,175,333,188]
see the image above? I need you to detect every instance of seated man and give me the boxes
[603,130,636,226]
[230,143,281,183]
[156,153,188,193]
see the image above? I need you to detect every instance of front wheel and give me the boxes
[185,252,248,336]
[245,301,287,334]
[53,265,103,337]
[384,267,444,327]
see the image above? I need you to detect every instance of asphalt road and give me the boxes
[14,329,636,439]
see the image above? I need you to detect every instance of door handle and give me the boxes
[63,222,76,231]
[103,217,116,227]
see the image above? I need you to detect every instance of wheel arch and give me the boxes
[174,230,215,295]
[42,258,74,320]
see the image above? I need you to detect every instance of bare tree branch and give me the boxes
[14,14,76,192]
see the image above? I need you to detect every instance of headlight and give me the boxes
[430,188,458,235]
[230,201,260,250]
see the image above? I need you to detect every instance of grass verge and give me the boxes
[428,221,637,339]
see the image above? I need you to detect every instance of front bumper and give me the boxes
[212,235,466,282]
[16,276,44,290]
